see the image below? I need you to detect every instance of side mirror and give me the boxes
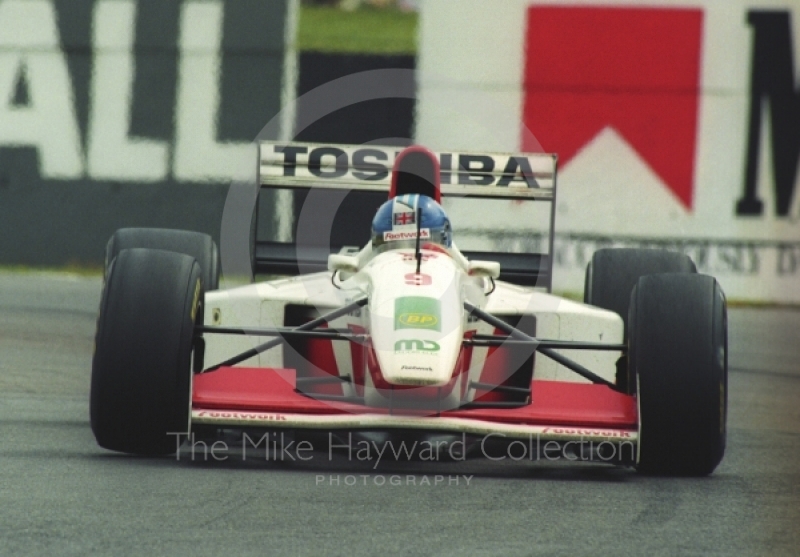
[328,254,360,274]
[468,260,500,279]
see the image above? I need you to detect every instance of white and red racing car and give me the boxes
[91,142,727,476]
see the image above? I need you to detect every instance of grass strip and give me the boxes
[297,5,417,54]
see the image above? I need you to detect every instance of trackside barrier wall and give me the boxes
[0,0,287,266]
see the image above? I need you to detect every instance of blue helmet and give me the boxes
[372,194,452,250]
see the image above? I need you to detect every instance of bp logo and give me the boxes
[394,296,440,331]
[394,339,440,353]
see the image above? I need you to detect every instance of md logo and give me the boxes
[394,339,440,353]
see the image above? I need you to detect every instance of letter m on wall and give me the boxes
[738,11,800,217]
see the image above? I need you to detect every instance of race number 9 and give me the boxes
[405,273,432,286]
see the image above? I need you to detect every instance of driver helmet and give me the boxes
[371,194,452,252]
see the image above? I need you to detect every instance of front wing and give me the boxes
[192,367,638,448]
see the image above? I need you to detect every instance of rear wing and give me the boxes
[255,141,558,289]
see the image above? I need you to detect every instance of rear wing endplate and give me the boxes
[255,141,558,289]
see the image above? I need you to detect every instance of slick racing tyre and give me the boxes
[105,228,219,291]
[91,248,203,455]
[629,273,727,476]
[584,248,696,339]
[584,248,697,393]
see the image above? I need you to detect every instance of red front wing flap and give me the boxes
[192,367,637,442]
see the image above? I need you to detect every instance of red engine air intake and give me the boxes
[389,145,441,203]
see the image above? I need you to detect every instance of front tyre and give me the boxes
[630,273,727,476]
[104,228,219,290]
[91,248,203,455]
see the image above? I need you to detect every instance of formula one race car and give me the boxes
[90,142,728,476]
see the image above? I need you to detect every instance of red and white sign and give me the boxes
[416,0,800,303]
[521,6,702,209]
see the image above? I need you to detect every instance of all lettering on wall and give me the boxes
[0,0,256,183]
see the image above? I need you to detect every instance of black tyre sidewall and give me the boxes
[105,228,219,290]
[631,273,727,476]
[91,248,203,455]
[584,248,697,338]
[584,248,697,394]
[583,261,593,304]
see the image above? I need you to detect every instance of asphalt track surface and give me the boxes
[0,271,797,556]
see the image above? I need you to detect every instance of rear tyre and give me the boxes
[91,248,204,455]
[584,248,696,336]
[630,273,727,476]
[105,228,219,290]
[584,248,697,392]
